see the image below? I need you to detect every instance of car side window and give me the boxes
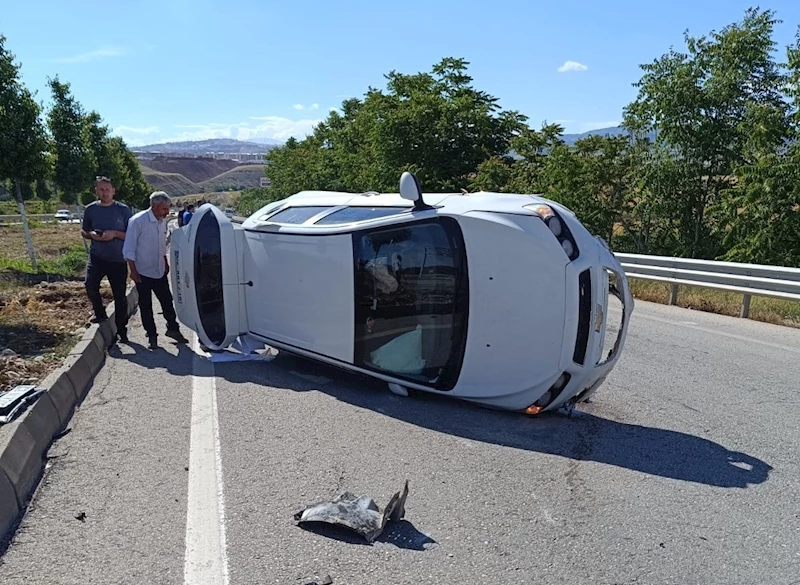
[352,218,469,391]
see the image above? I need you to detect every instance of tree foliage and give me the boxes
[84,111,151,208]
[264,58,527,198]
[0,35,48,187]
[46,77,97,205]
[0,34,47,268]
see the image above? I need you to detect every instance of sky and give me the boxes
[3,0,800,147]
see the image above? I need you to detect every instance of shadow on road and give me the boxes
[297,520,436,551]
[111,343,773,490]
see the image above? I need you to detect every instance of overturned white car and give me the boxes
[170,172,633,414]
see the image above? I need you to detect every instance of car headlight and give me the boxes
[524,203,580,261]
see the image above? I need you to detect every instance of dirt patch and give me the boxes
[0,279,113,392]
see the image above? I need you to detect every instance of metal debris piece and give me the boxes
[294,480,409,542]
[0,385,44,424]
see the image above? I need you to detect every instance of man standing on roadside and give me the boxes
[123,191,189,349]
[81,176,132,343]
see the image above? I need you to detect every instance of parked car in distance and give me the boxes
[54,209,72,221]
[170,172,634,415]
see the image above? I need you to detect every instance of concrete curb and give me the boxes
[0,285,139,544]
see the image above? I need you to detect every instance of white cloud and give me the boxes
[293,104,304,110]
[113,126,161,146]
[557,60,588,73]
[53,46,127,64]
[121,116,324,144]
[114,125,160,135]
[310,103,320,110]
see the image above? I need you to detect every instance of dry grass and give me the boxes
[629,278,800,328]
[0,222,83,262]
[0,281,114,392]
[0,223,116,392]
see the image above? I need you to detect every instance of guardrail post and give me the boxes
[668,284,679,306]
[739,294,752,319]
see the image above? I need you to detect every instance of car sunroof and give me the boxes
[265,206,333,224]
[314,206,409,225]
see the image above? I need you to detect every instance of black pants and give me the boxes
[85,257,129,335]
[136,274,179,338]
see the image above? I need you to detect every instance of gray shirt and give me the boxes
[122,208,169,279]
[82,201,133,263]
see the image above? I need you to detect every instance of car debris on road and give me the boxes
[294,480,410,543]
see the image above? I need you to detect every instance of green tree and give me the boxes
[82,110,151,208]
[36,179,53,201]
[721,27,800,266]
[46,76,97,206]
[0,34,48,269]
[622,7,789,258]
[262,58,527,203]
[542,134,639,247]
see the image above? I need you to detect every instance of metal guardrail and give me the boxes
[232,215,799,319]
[616,253,800,318]
[0,213,82,224]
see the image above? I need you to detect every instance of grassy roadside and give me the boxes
[628,278,800,328]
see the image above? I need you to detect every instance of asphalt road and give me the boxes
[0,300,798,584]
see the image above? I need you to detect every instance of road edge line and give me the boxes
[184,333,229,585]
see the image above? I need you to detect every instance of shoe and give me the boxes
[165,329,189,344]
[117,331,129,343]
[91,315,108,324]
[148,336,159,349]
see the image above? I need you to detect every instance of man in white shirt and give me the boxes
[122,191,189,349]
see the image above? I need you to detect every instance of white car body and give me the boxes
[170,176,634,414]
[54,210,72,221]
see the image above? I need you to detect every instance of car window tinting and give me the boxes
[315,206,409,225]
[352,218,469,391]
[194,211,226,345]
[265,206,332,224]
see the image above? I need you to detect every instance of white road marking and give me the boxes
[635,313,800,354]
[184,334,230,585]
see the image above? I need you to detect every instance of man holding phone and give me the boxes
[81,176,133,342]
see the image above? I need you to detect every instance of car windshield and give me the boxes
[352,218,469,391]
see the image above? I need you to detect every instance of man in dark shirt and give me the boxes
[81,176,133,343]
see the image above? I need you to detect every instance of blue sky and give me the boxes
[3,0,800,146]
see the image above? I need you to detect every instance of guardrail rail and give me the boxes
[616,253,800,318]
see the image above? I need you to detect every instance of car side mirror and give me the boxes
[399,172,433,211]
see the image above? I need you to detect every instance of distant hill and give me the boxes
[132,138,282,155]
[200,164,268,192]
[561,125,656,145]
[144,156,240,183]
[139,165,202,196]
[138,154,268,197]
